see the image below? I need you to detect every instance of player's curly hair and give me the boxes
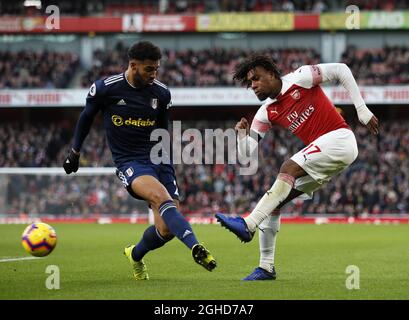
[128,41,162,61]
[233,55,281,87]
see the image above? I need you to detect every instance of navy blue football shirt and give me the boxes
[72,73,172,166]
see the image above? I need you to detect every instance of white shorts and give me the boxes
[291,128,358,198]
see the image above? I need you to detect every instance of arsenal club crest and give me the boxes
[290,89,300,100]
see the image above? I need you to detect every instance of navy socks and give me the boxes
[131,200,199,261]
[158,200,199,249]
[132,225,169,261]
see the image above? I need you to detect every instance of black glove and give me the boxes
[63,149,80,174]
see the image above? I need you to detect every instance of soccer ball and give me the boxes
[21,222,57,257]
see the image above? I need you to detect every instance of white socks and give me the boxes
[244,173,294,232]
[259,212,280,273]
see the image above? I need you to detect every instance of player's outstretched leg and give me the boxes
[191,243,217,271]
[242,266,277,281]
[215,213,255,242]
[124,245,149,280]
[130,177,217,271]
[158,200,217,271]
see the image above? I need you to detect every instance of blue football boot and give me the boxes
[215,213,254,243]
[242,267,277,281]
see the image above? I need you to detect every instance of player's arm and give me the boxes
[301,63,379,134]
[237,107,271,161]
[157,90,172,131]
[156,107,169,131]
[63,83,102,174]
[236,118,259,162]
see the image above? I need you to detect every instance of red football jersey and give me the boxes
[251,65,350,145]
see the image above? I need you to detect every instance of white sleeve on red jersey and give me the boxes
[288,63,374,125]
[237,135,258,162]
[237,103,272,161]
[316,63,370,120]
[283,64,323,89]
[250,102,273,137]
[317,63,365,101]
[291,64,365,100]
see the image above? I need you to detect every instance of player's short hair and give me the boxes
[233,55,281,86]
[127,41,162,61]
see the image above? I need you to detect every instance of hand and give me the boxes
[63,149,80,174]
[366,115,379,135]
[235,117,250,139]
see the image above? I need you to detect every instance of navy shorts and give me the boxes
[115,161,179,201]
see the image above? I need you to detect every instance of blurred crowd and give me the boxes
[1,45,408,90]
[5,174,145,217]
[341,46,409,85]
[82,45,409,87]
[2,0,408,15]
[344,0,409,11]
[1,118,408,216]
[0,121,112,167]
[81,45,321,88]
[0,50,80,89]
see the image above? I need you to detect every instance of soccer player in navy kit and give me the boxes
[63,41,216,280]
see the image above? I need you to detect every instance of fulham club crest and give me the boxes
[89,83,96,96]
[151,98,158,109]
[290,89,300,100]
[126,167,134,177]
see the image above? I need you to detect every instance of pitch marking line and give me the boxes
[0,257,41,263]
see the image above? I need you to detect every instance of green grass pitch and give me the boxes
[0,223,408,300]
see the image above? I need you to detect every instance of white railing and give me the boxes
[0,167,115,175]
[1,86,409,107]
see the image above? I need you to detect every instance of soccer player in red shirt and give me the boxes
[216,55,379,280]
